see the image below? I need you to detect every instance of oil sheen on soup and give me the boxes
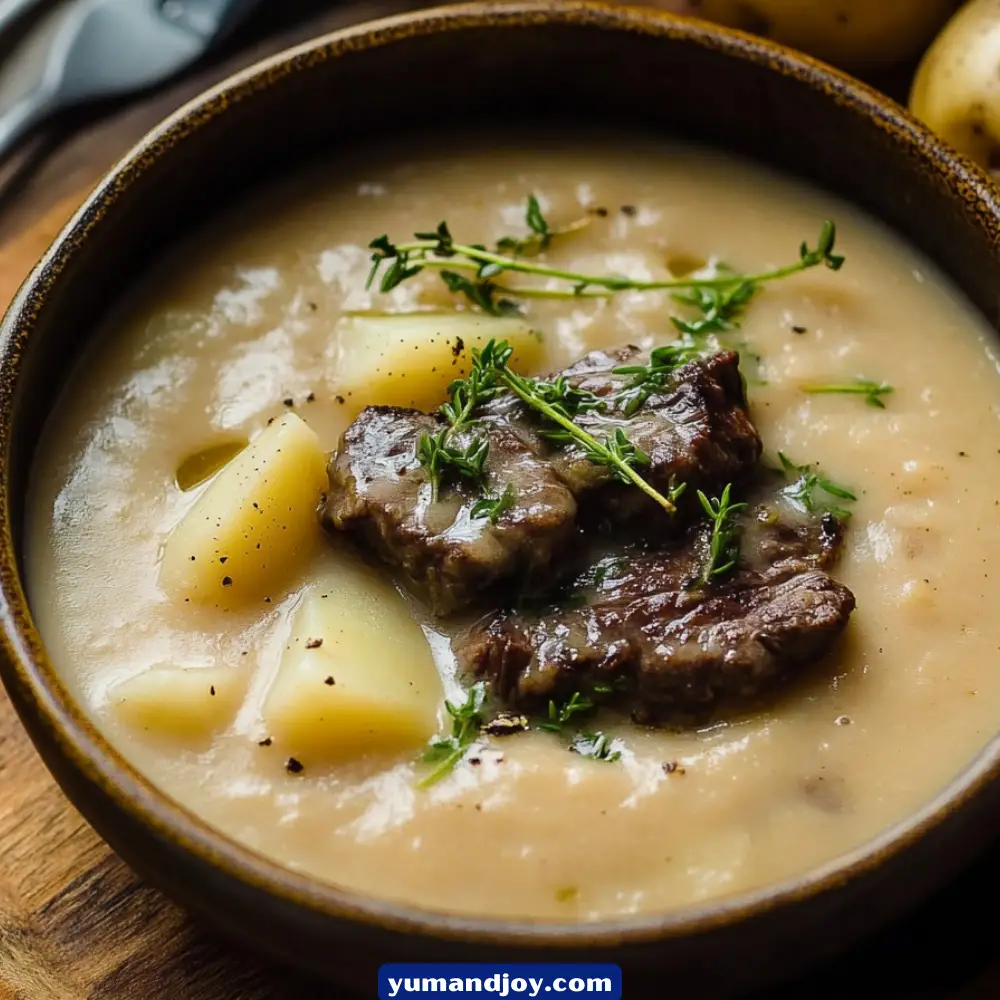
[25,135,1000,922]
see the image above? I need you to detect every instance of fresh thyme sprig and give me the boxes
[801,378,893,409]
[697,483,747,585]
[416,355,502,499]
[439,361,502,424]
[417,431,488,502]
[473,340,683,514]
[536,687,627,761]
[470,483,516,524]
[670,279,756,336]
[526,376,607,445]
[440,270,521,317]
[776,452,857,520]
[417,682,486,788]
[570,731,623,763]
[530,374,606,417]
[366,218,845,312]
[613,336,717,417]
[663,263,769,381]
[496,194,591,257]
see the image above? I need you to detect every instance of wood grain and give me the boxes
[0,4,998,997]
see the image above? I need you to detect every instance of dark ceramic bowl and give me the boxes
[2,3,1000,996]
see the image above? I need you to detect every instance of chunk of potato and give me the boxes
[263,559,443,763]
[160,413,327,608]
[330,312,544,417]
[111,665,245,740]
[910,0,1000,172]
[636,0,958,70]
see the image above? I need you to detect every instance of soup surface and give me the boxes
[25,134,1000,921]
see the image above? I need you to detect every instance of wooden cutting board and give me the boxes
[1,7,1000,999]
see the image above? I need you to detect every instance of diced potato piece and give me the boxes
[331,312,543,416]
[159,413,327,608]
[263,559,443,763]
[111,665,245,740]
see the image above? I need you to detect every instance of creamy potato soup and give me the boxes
[25,134,1000,922]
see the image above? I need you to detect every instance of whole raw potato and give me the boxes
[633,0,959,69]
[910,0,1000,171]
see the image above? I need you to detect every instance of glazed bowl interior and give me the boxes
[3,2,1000,991]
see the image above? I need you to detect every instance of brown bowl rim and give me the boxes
[2,0,1000,949]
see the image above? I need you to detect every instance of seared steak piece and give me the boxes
[322,406,578,615]
[322,345,762,612]
[740,503,845,579]
[479,347,762,523]
[457,508,855,720]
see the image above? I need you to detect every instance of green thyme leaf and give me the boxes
[671,279,757,336]
[570,731,623,762]
[776,452,857,520]
[416,429,489,501]
[537,692,595,734]
[613,336,718,416]
[417,682,487,788]
[439,271,521,317]
[801,378,893,409]
[697,483,747,585]
[470,483,516,524]
[472,339,683,514]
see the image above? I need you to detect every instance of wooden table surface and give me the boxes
[2,5,1000,998]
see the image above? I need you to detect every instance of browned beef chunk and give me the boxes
[321,346,762,614]
[479,347,762,524]
[457,506,855,720]
[321,406,578,615]
[740,503,845,579]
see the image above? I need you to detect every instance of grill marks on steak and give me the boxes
[457,504,855,720]
[321,347,762,614]
[480,348,762,523]
[322,406,577,615]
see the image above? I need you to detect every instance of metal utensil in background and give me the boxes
[0,0,343,219]
[0,0,269,165]
[0,0,61,55]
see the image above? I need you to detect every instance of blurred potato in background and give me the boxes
[609,0,1000,176]
[617,0,960,71]
[910,0,1000,172]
